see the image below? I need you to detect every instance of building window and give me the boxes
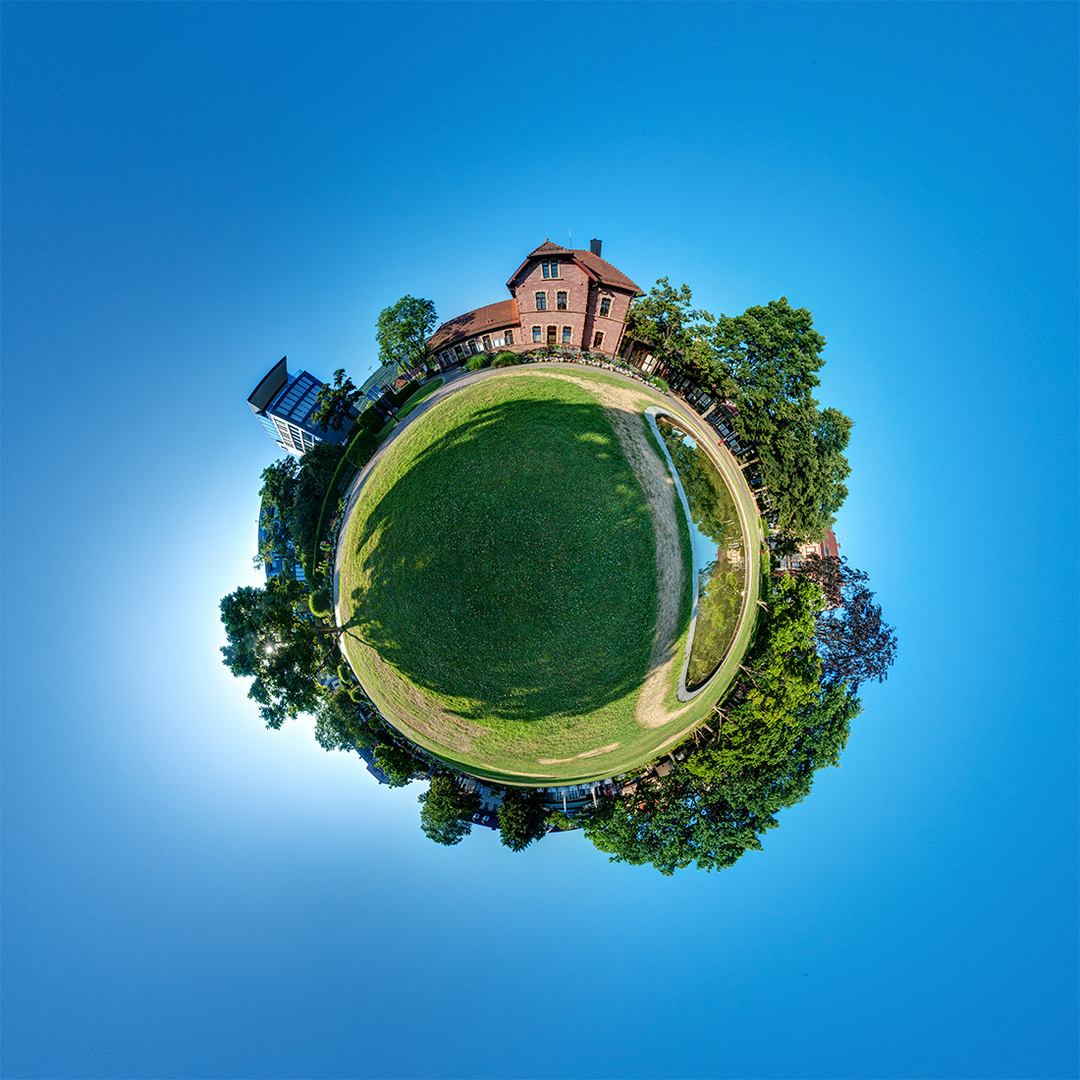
[542,261,559,279]
[547,325,557,345]
[455,344,465,358]
[556,291,568,311]
[535,292,547,311]
[482,335,492,351]
[505,329,514,345]
[599,297,611,317]
[468,339,479,355]
[592,331,605,349]
[532,325,542,342]
[562,326,572,343]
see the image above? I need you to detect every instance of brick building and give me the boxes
[427,239,643,366]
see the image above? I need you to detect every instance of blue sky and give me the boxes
[2,4,1076,1078]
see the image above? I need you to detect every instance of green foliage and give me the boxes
[346,430,378,468]
[497,788,549,851]
[624,278,713,376]
[705,298,850,540]
[336,662,355,685]
[255,457,302,575]
[219,576,336,729]
[314,690,379,751]
[648,376,669,391]
[308,589,333,617]
[373,741,424,787]
[376,296,438,375]
[418,775,482,846]
[311,369,362,433]
[464,353,491,371]
[292,441,347,578]
[491,351,521,368]
[578,573,855,875]
[545,810,577,831]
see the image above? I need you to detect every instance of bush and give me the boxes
[464,353,490,371]
[336,663,355,685]
[545,810,578,831]
[649,376,670,392]
[309,588,333,617]
[346,430,378,467]
[491,351,521,368]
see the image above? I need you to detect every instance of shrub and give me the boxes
[464,353,489,371]
[649,376,670,392]
[336,663,355,685]
[309,589,333,617]
[545,810,578,831]
[491,351,520,368]
[346,430,378,467]
[349,687,367,703]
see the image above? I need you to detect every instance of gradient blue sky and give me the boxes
[2,4,1077,1078]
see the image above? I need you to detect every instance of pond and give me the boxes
[656,417,747,691]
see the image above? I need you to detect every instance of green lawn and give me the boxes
[337,369,758,785]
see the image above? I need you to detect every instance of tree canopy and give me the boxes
[419,776,482,846]
[254,456,301,576]
[802,553,898,691]
[578,572,860,875]
[624,278,713,377]
[376,296,438,375]
[310,369,363,433]
[497,788,549,851]
[220,576,337,729]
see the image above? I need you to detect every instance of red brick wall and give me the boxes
[581,286,636,355]
[514,259,592,348]
[512,257,636,354]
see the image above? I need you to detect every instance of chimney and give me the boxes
[590,238,602,257]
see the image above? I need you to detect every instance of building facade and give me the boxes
[427,239,643,367]
[247,357,351,456]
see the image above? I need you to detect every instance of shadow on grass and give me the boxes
[344,391,672,724]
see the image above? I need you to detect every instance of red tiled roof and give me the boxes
[571,249,643,294]
[427,298,519,352]
[507,240,643,295]
[527,239,572,258]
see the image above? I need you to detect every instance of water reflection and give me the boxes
[656,418,746,690]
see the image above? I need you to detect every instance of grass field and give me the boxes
[336,368,757,785]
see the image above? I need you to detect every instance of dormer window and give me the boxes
[599,296,611,317]
[541,261,559,279]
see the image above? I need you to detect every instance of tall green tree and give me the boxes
[418,775,482,846]
[314,689,380,752]
[254,457,301,576]
[497,788,549,851]
[219,576,339,729]
[376,296,438,376]
[624,278,714,377]
[372,741,424,787]
[310,369,363,433]
[289,440,346,577]
[702,298,851,539]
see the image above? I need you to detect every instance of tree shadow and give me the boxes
[343,392,661,723]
